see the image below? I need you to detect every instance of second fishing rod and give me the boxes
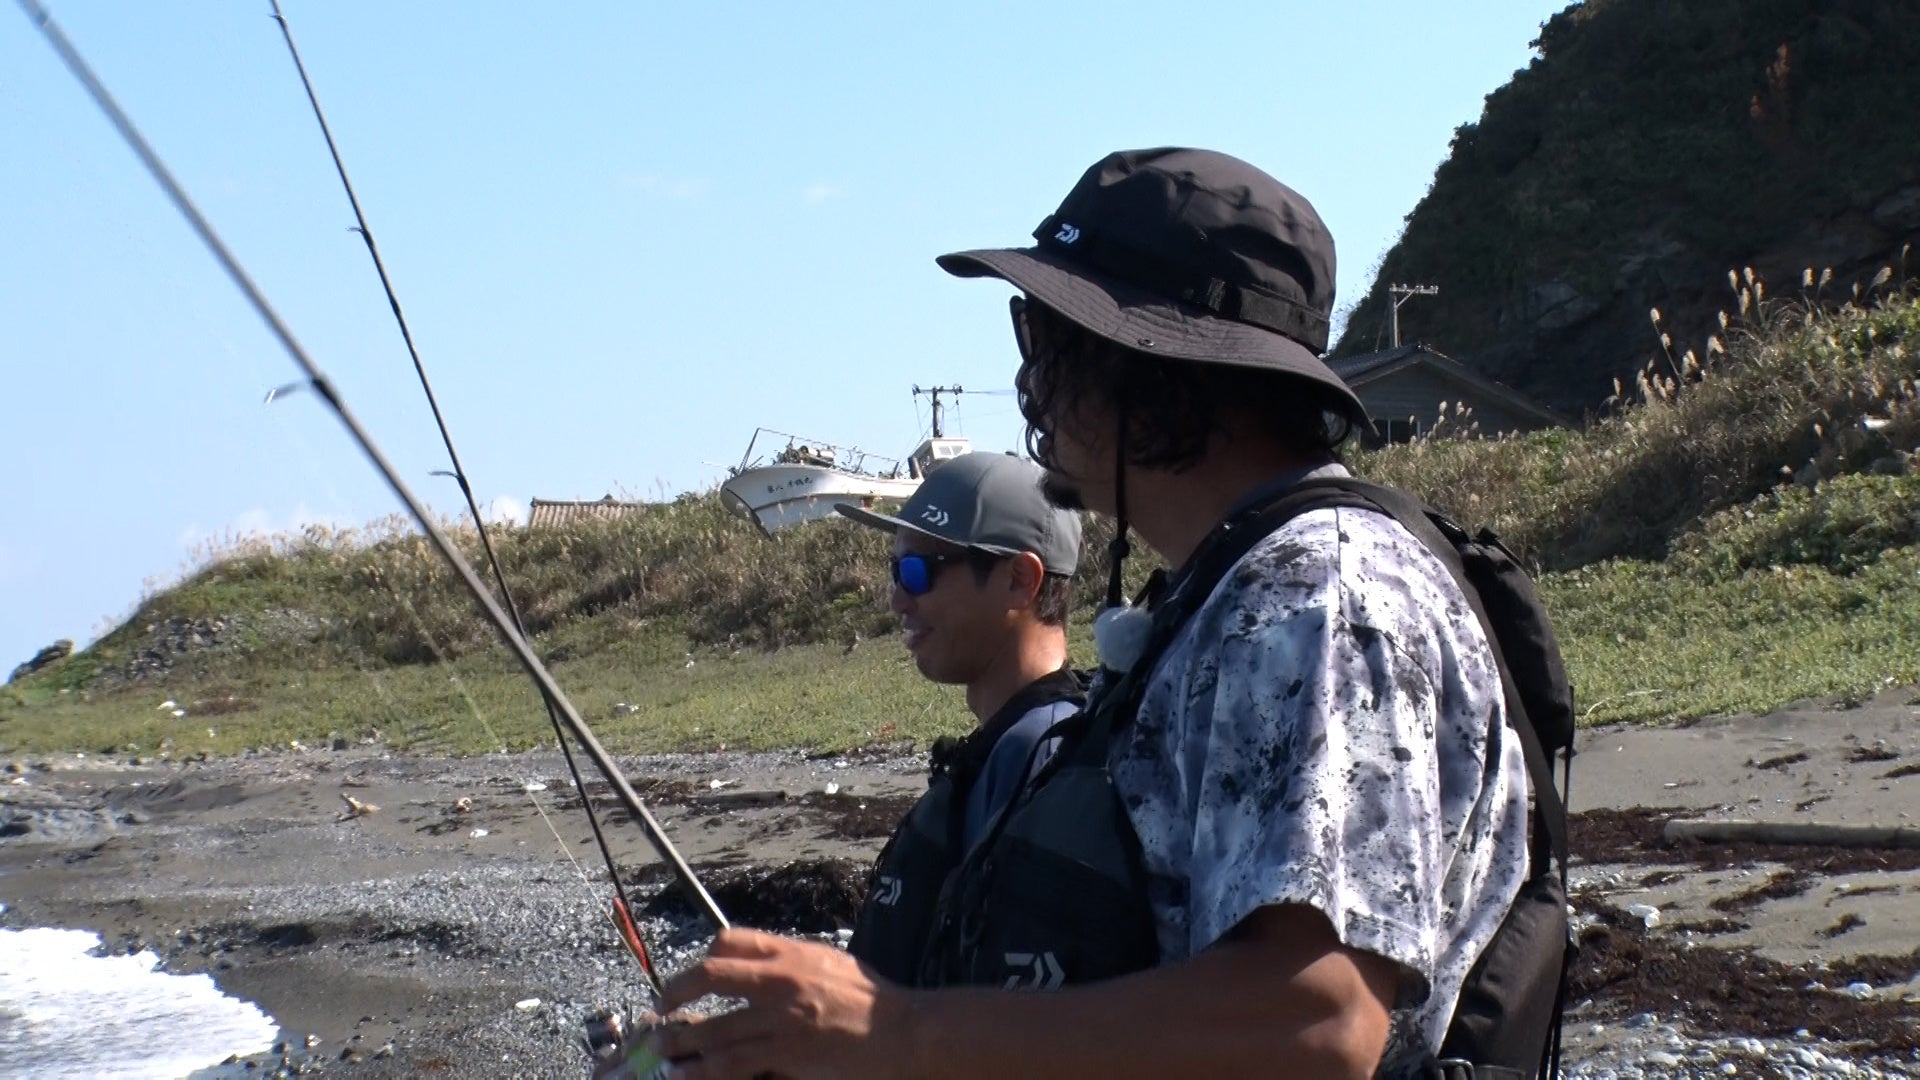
[263,0,699,998]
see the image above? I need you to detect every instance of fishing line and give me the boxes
[367,584,605,895]
[278,556,607,902]
[211,458,629,950]
[957,407,1017,423]
[35,150,388,762]
[15,0,728,946]
[48,224,506,800]
[153,366,612,911]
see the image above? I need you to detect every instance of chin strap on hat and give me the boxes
[1104,392,1130,611]
[1093,397,1153,674]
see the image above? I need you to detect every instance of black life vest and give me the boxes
[847,668,1086,985]
[912,699,1162,989]
[907,478,1576,1078]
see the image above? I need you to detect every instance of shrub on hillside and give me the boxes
[393,498,898,657]
[667,515,895,648]
[1668,472,1920,581]
[1359,285,1920,571]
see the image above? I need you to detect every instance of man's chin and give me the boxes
[907,646,966,686]
[904,640,935,676]
[1040,471,1085,511]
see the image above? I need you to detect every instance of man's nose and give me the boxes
[890,582,914,616]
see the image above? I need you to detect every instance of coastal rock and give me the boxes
[87,608,328,689]
[1872,184,1920,232]
[1330,1,1920,419]
[1527,280,1605,332]
[9,639,73,683]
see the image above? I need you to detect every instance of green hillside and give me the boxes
[4,292,1918,757]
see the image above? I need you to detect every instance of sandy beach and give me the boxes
[3,689,1917,1078]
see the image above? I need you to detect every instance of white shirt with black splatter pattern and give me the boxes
[1108,504,1530,1074]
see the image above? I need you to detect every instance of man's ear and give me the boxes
[1004,551,1047,612]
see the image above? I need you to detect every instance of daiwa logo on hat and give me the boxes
[1054,222,1081,244]
[833,452,1082,577]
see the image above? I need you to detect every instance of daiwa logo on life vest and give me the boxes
[919,505,951,527]
[871,875,904,907]
[1002,950,1064,990]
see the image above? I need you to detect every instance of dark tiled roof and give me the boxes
[1327,344,1425,383]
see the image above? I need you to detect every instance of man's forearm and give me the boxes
[900,909,1394,1080]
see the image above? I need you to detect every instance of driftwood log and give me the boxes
[1663,818,1920,849]
[691,789,789,808]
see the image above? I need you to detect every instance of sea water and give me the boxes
[0,926,279,1079]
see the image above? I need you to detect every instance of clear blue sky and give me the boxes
[1,1,1568,668]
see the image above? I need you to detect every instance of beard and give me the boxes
[1040,470,1085,511]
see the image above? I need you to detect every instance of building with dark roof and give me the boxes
[1328,344,1571,445]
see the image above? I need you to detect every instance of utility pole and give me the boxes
[913,385,963,437]
[1388,283,1439,348]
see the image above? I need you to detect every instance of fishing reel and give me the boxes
[583,1008,689,1080]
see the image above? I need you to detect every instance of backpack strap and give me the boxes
[1080,473,1570,880]
[1264,479,1574,1080]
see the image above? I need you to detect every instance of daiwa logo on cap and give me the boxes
[1054,222,1080,244]
[919,505,951,527]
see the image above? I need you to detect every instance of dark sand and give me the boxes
[3,690,1917,1077]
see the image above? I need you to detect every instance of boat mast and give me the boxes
[913,384,962,438]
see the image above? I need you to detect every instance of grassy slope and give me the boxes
[1545,545,1919,722]
[1,623,984,758]
[3,295,1917,754]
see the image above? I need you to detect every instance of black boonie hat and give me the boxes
[938,147,1367,423]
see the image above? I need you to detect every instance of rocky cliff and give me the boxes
[1332,0,1920,418]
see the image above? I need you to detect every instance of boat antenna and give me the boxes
[913,384,963,438]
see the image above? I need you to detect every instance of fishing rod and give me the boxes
[264,0,667,998]
[15,0,728,946]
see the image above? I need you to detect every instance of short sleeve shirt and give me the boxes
[1107,498,1529,1074]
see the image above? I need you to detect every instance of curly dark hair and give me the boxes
[1015,299,1356,474]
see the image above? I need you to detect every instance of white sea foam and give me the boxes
[0,926,278,1079]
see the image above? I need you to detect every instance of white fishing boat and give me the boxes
[719,387,975,535]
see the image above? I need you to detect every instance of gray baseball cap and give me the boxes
[836,452,1081,576]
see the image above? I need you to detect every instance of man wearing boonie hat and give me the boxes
[653,150,1530,1080]
[831,452,1086,985]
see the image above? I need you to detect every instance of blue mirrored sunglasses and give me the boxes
[890,551,974,597]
